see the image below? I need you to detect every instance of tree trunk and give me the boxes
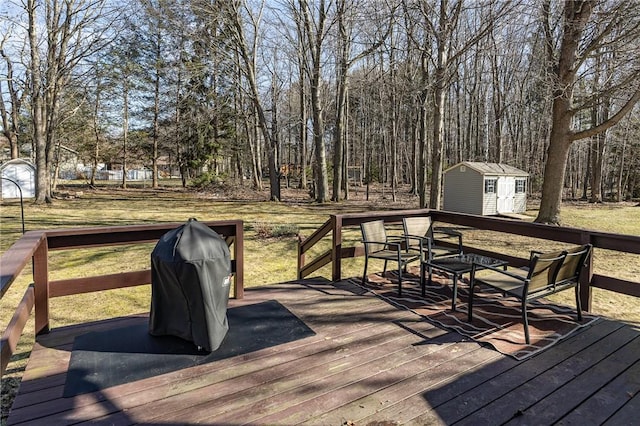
[418,91,428,208]
[301,0,329,203]
[91,70,101,187]
[310,76,329,202]
[152,29,161,189]
[537,94,573,224]
[589,132,606,203]
[332,2,348,202]
[28,0,51,203]
[0,44,21,160]
[268,75,281,201]
[536,1,594,224]
[616,133,627,202]
[429,64,446,210]
[298,63,308,190]
[122,76,129,189]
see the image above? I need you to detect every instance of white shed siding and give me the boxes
[443,162,528,216]
[483,177,498,215]
[1,159,36,199]
[443,165,484,214]
[514,193,527,212]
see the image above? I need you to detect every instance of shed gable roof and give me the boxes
[0,158,36,171]
[445,162,528,176]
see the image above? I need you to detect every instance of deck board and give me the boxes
[6,279,640,425]
[449,322,636,425]
[504,332,640,425]
[558,359,640,424]
[406,320,626,426]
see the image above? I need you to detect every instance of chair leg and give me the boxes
[522,299,530,345]
[451,275,458,311]
[362,256,369,285]
[397,263,403,296]
[383,260,388,275]
[467,280,476,322]
[575,284,583,321]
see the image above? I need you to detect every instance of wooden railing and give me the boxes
[297,209,640,311]
[0,220,244,376]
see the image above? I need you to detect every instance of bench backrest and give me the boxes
[527,251,566,292]
[526,244,592,295]
[556,244,592,285]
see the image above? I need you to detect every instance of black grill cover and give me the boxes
[149,218,231,351]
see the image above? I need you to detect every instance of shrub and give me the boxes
[191,172,224,188]
[252,222,299,239]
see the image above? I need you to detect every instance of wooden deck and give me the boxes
[6,278,640,425]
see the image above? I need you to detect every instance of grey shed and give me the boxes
[443,162,529,215]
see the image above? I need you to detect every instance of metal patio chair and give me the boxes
[468,244,592,344]
[360,220,421,296]
[402,216,463,262]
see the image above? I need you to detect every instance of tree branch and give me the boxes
[571,89,640,141]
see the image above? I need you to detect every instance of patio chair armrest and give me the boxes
[401,235,427,253]
[362,240,402,251]
[471,262,528,282]
[404,233,432,242]
[432,228,463,250]
[433,227,462,237]
[386,235,404,242]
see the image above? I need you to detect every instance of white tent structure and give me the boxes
[1,159,36,199]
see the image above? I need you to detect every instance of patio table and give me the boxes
[422,253,508,311]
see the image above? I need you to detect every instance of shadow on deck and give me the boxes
[6,278,640,425]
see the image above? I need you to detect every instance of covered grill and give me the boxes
[149,218,231,351]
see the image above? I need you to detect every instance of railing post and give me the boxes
[579,232,593,312]
[332,215,342,282]
[33,236,50,335]
[297,235,306,280]
[234,221,244,299]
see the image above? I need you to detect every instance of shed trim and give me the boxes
[444,161,529,177]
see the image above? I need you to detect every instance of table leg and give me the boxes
[451,275,458,311]
[425,265,433,297]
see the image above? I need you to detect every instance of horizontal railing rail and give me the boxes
[0,220,244,376]
[297,209,640,312]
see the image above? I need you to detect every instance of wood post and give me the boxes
[332,215,342,282]
[33,237,49,335]
[579,232,593,313]
[297,235,306,280]
[234,221,244,299]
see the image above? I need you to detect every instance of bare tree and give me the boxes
[26,0,114,203]
[0,31,23,160]
[222,0,281,200]
[536,0,640,224]
[138,0,171,189]
[331,0,394,201]
[295,0,332,203]
[403,0,512,208]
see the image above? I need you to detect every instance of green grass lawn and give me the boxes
[1,183,639,421]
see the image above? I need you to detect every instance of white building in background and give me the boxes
[443,162,529,216]
[1,158,36,199]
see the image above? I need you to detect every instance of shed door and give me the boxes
[497,177,515,213]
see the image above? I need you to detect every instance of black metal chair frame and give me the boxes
[402,216,463,262]
[361,220,422,296]
[468,244,592,344]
